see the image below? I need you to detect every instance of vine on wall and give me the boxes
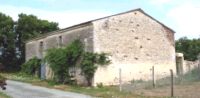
[44,39,110,85]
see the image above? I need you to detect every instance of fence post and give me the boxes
[119,68,122,92]
[152,66,155,88]
[170,69,174,97]
[198,54,200,76]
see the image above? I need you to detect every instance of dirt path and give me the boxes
[1,80,92,98]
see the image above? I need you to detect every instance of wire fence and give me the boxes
[118,64,200,98]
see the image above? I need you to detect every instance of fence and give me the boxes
[118,61,200,98]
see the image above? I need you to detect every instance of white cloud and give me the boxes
[37,0,80,5]
[150,0,172,5]
[0,5,111,28]
[167,3,200,39]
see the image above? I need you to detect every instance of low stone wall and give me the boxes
[176,53,200,75]
[183,60,199,73]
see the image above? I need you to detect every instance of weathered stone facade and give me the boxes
[26,23,93,83]
[25,9,176,86]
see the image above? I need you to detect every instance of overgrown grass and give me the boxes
[156,67,200,87]
[129,68,200,90]
[0,92,11,98]
[0,72,41,83]
[178,68,200,83]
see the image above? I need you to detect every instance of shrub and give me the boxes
[45,39,110,85]
[21,57,41,75]
[97,82,103,88]
[45,40,84,83]
[45,47,68,83]
[81,52,110,86]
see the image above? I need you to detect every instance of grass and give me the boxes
[3,68,199,98]
[128,68,200,90]
[123,68,200,98]
[0,92,11,98]
[0,72,168,98]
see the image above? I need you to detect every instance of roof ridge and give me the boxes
[26,8,175,43]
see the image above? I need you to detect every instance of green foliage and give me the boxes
[81,52,98,85]
[0,12,59,71]
[176,37,200,61]
[65,40,84,67]
[16,13,59,41]
[96,53,111,65]
[96,82,104,88]
[45,47,69,83]
[0,91,11,98]
[45,39,110,85]
[21,57,41,75]
[0,12,16,71]
[16,13,59,67]
[0,12,14,49]
[45,40,84,83]
[81,52,110,86]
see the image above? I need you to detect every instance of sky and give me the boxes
[0,0,199,39]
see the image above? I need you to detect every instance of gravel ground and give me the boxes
[1,80,92,98]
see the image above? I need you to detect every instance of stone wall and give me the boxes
[26,9,176,86]
[183,60,199,73]
[26,23,94,61]
[25,23,93,84]
[26,41,40,60]
[92,10,176,86]
[176,52,200,74]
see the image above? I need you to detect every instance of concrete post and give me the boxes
[152,66,155,88]
[176,53,184,75]
[119,68,122,92]
[197,54,200,79]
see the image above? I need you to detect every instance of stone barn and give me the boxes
[25,8,176,86]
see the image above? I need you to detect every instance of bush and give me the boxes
[21,57,41,75]
[45,40,84,83]
[45,47,69,83]
[97,82,103,88]
[45,39,110,85]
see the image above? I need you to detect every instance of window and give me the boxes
[39,41,44,58]
[58,36,63,47]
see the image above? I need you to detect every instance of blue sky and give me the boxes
[0,0,200,39]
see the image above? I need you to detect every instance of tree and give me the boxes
[176,37,200,61]
[0,12,16,70]
[15,13,59,66]
[0,12,59,71]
